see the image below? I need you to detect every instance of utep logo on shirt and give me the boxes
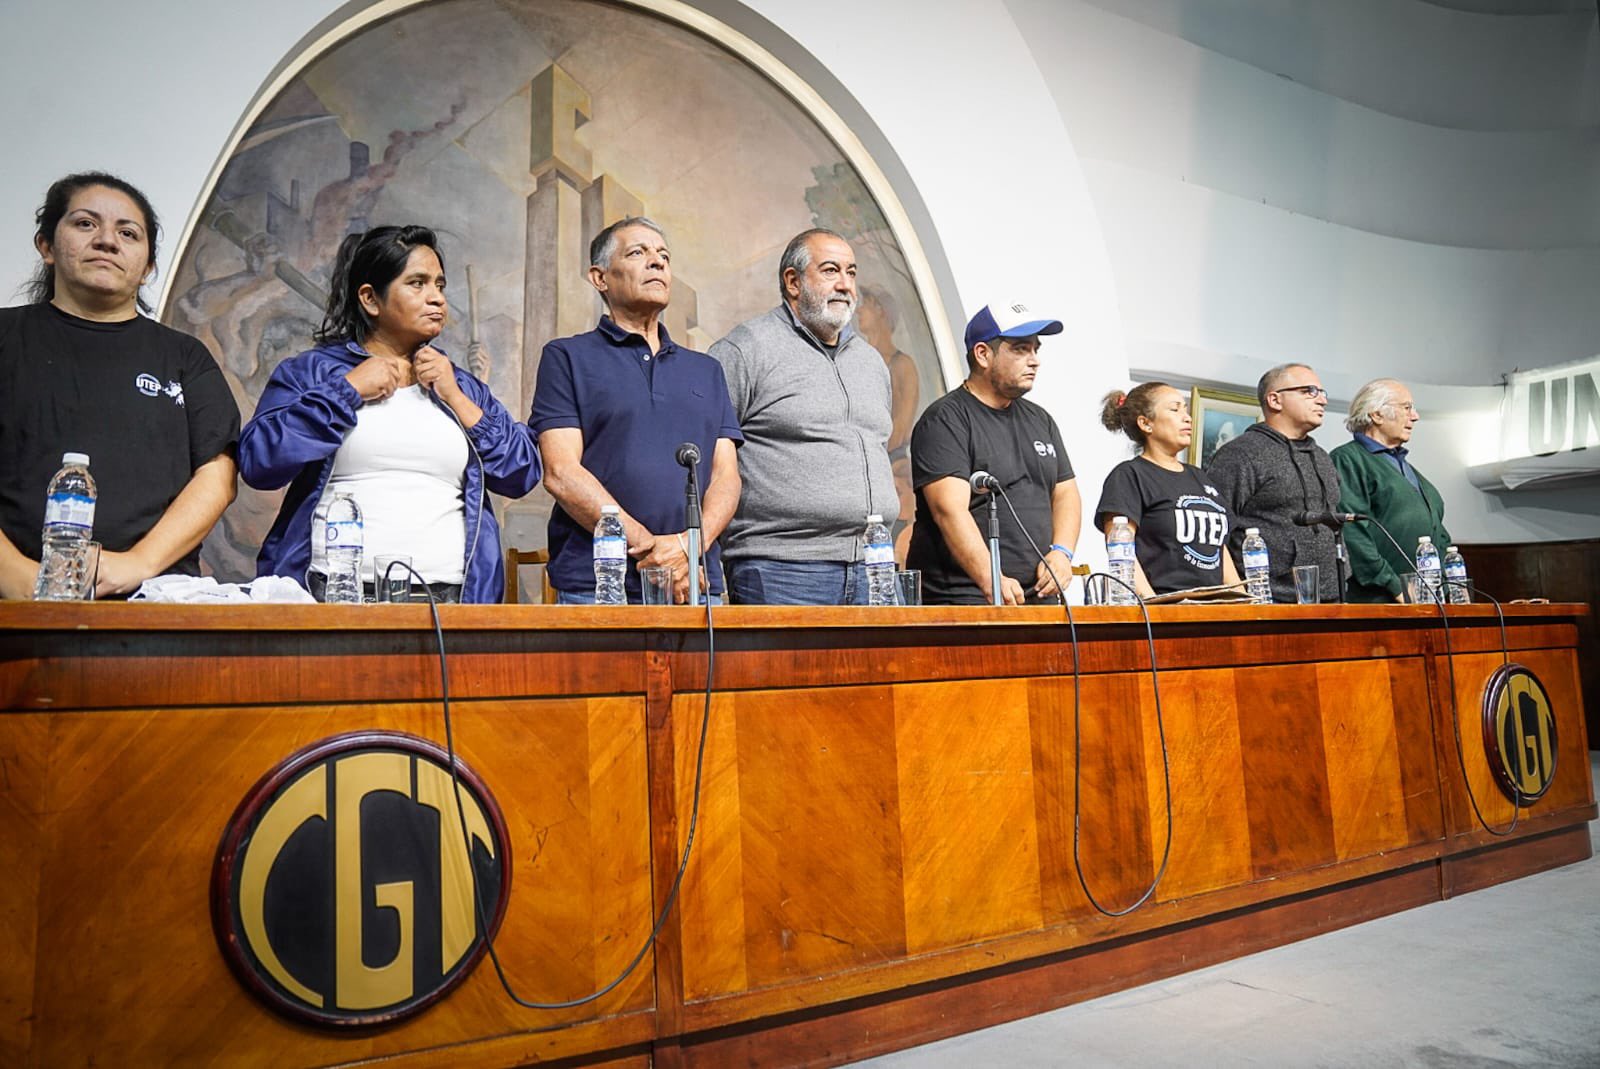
[135,372,185,406]
[1174,492,1227,568]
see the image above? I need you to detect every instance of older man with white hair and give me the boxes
[1330,378,1452,603]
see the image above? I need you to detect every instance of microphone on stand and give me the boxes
[1293,510,1364,529]
[676,442,703,607]
[970,470,1003,607]
[1293,511,1362,602]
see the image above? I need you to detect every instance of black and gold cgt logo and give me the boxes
[1480,664,1559,803]
[211,731,511,1027]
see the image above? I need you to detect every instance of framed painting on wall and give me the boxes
[1189,387,1259,468]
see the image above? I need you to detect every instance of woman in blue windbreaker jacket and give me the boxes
[239,225,540,602]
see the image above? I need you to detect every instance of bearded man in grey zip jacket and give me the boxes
[708,229,898,605]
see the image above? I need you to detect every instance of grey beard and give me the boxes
[798,287,855,338]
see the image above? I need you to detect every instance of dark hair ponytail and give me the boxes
[1099,381,1171,446]
[315,224,442,343]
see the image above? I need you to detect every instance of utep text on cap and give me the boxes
[963,301,1064,351]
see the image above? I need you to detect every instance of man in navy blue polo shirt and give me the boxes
[530,217,742,603]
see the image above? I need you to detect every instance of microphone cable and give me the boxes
[991,490,1173,916]
[386,479,718,1019]
[1431,579,1522,837]
[1352,518,1524,837]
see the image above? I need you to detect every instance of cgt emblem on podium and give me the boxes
[1480,664,1559,804]
[211,731,511,1027]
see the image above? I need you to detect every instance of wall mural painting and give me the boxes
[166,0,944,583]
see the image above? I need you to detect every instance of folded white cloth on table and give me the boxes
[130,574,316,604]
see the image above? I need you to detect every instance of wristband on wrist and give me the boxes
[1049,544,1074,560]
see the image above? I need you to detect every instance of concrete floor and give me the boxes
[850,755,1600,1069]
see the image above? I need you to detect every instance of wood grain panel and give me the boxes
[894,680,1044,955]
[0,714,45,1066]
[1,603,1590,1068]
[1387,657,1446,844]
[1518,649,1596,808]
[731,687,908,988]
[674,693,749,1002]
[1234,665,1338,878]
[586,699,655,998]
[24,700,653,1068]
[1437,649,1594,828]
[1440,824,1594,900]
[1317,661,1410,860]
[1144,668,1252,900]
[671,863,1446,1069]
[1438,653,1538,835]
[1073,674,1156,913]
[0,630,647,711]
[1026,673,1082,926]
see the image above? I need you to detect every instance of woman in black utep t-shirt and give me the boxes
[1094,382,1242,597]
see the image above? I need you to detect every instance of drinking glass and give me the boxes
[1292,565,1319,605]
[640,566,672,606]
[374,555,414,603]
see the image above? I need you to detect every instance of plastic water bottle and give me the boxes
[1443,544,1471,605]
[1106,515,1137,606]
[1415,536,1442,604]
[309,495,330,579]
[33,452,97,601]
[322,493,364,604]
[593,504,627,605]
[1242,527,1271,605]
[864,513,896,606]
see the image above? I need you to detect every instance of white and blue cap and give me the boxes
[963,301,1064,352]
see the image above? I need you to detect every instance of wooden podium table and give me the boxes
[1,602,1592,1068]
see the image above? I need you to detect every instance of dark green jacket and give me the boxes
[1331,439,1451,602]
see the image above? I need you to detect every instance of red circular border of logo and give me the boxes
[209,730,513,1028]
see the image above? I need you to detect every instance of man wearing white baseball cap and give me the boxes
[906,302,1080,605]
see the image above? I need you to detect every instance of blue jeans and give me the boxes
[556,590,723,605]
[726,558,869,605]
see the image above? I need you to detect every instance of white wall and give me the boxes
[1007,0,1600,543]
[3,0,1596,549]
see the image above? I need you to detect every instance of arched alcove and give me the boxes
[164,0,959,580]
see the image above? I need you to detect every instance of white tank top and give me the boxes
[319,385,470,584]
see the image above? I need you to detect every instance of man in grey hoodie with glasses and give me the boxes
[1206,362,1343,603]
[708,229,897,604]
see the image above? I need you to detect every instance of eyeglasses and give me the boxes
[1275,384,1326,399]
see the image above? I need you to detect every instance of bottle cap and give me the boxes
[1418,536,1432,545]
[62,451,90,466]
[601,504,620,514]
[1245,527,1260,535]
[866,514,883,523]
[1446,545,1459,552]
[1112,516,1128,525]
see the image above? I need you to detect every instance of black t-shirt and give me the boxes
[0,304,240,571]
[1094,457,1231,593]
[907,386,1073,604]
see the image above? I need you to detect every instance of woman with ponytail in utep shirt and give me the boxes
[1094,382,1241,597]
[239,225,540,602]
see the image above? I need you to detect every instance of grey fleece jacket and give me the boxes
[709,305,897,561]
[1205,422,1343,602]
